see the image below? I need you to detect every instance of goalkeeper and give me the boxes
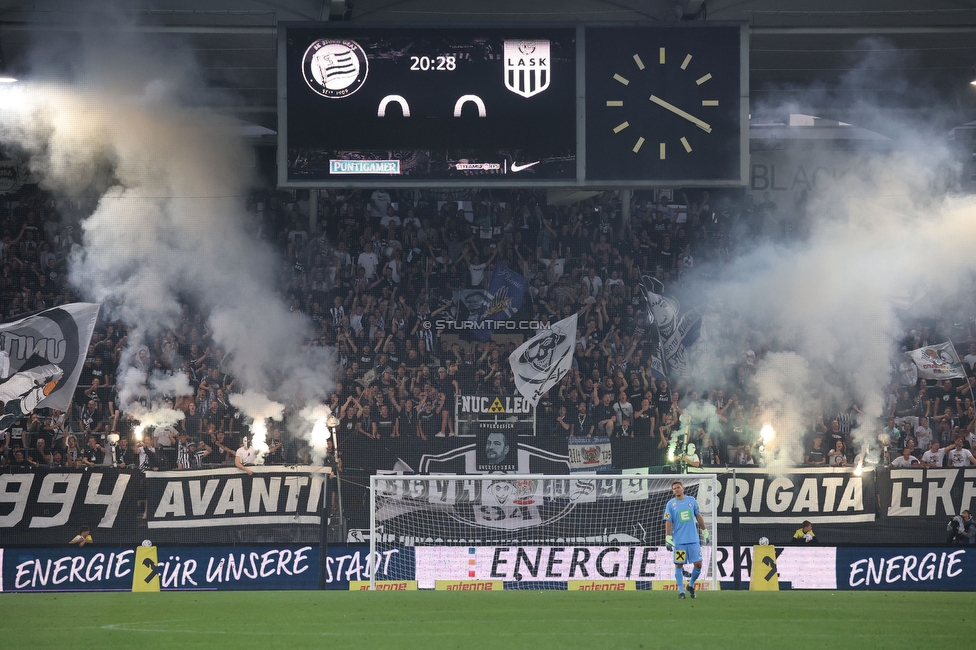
[664,480,708,599]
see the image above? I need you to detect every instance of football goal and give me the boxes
[368,474,718,590]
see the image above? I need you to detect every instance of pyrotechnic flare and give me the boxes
[298,404,337,464]
[230,392,285,465]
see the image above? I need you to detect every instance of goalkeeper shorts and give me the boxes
[673,542,702,565]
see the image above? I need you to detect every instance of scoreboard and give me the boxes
[283,26,576,184]
[279,23,748,187]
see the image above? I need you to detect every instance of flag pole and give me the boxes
[948,342,976,413]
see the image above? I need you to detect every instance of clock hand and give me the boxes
[649,95,712,133]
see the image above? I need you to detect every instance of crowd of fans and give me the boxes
[0,183,974,474]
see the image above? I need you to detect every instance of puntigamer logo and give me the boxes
[329,160,401,175]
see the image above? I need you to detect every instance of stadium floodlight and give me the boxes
[368,473,718,591]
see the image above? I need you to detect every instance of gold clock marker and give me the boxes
[680,137,692,153]
[660,143,666,159]
[681,54,692,70]
[659,48,666,64]
[702,100,719,106]
[607,100,623,106]
[633,137,645,153]
[613,121,630,133]
[614,74,630,85]
[633,54,645,70]
[696,73,712,85]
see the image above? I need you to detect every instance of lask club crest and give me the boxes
[504,40,551,98]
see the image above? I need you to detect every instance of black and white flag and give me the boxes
[640,276,705,379]
[906,341,966,381]
[0,303,100,419]
[509,313,577,407]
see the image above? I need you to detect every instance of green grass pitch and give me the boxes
[1,590,971,649]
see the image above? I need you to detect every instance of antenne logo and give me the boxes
[303,38,369,98]
[504,40,551,98]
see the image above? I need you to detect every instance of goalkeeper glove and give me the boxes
[665,535,674,551]
[700,529,710,543]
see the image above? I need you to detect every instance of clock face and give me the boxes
[585,25,743,183]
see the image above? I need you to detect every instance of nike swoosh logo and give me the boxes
[510,160,541,172]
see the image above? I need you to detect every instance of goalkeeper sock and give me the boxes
[674,567,685,593]
[689,566,701,587]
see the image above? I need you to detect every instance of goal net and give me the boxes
[368,474,718,590]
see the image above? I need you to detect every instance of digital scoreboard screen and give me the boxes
[282,26,577,185]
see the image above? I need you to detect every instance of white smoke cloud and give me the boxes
[678,399,723,439]
[683,40,976,463]
[690,153,976,460]
[751,352,819,466]
[0,28,334,450]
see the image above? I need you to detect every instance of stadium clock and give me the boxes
[584,24,746,184]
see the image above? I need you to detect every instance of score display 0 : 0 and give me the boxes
[409,55,457,71]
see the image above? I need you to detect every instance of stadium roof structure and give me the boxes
[750,114,892,143]
[0,0,973,136]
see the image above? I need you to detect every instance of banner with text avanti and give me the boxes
[145,466,331,544]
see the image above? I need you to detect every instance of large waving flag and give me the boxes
[640,275,706,379]
[0,303,100,426]
[509,313,578,406]
[472,263,529,341]
[907,342,966,380]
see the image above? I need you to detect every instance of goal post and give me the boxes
[368,474,718,591]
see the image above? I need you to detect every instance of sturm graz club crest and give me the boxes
[303,38,369,98]
[503,40,551,98]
